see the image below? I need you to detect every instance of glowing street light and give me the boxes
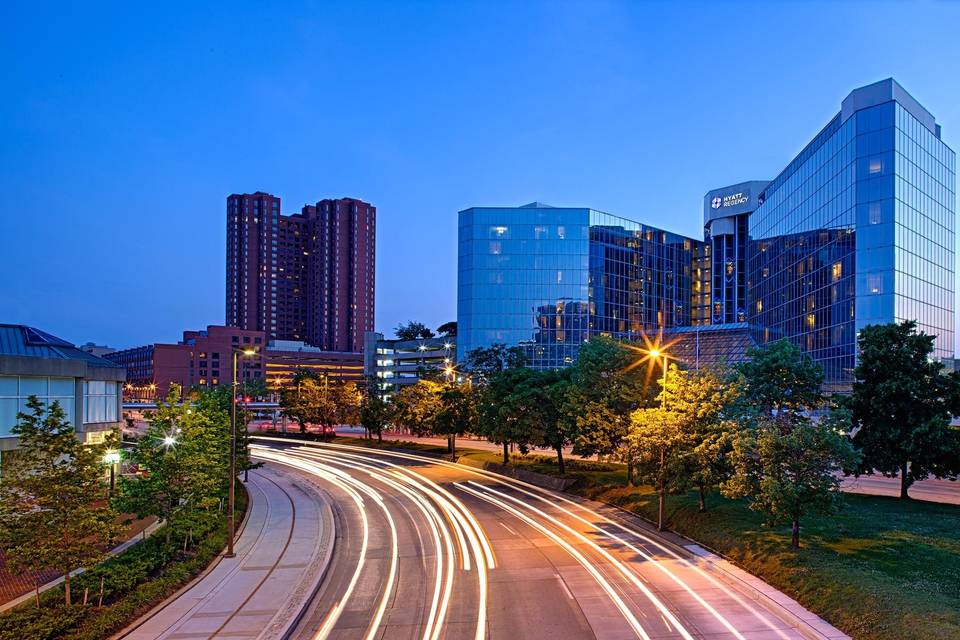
[227,346,262,558]
[627,335,677,532]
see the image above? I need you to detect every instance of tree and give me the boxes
[0,397,124,606]
[395,321,435,340]
[463,343,527,383]
[390,379,443,435]
[359,377,391,443]
[434,382,477,457]
[724,412,859,548]
[846,321,960,498]
[327,381,361,427]
[736,339,823,420]
[194,386,261,478]
[115,389,228,547]
[533,368,575,474]
[566,336,649,460]
[723,340,858,548]
[436,321,457,337]
[626,405,686,530]
[477,367,533,464]
[669,365,741,512]
[238,376,269,401]
[279,370,349,433]
[622,364,741,529]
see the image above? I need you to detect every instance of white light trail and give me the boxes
[455,481,652,640]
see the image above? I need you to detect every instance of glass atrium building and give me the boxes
[457,79,955,389]
[457,204,699,368]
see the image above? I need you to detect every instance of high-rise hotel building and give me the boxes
[458,79,955,390]
[226,193,375,352]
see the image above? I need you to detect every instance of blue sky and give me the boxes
[2,1,959,349]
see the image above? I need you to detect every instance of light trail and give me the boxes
[273,439,789,639]
[251,450,371,640]
[287,446,493,640]
[265,447,457,640]
[251,438,804,640]
[455,481,653,640]
[475,478,749,640]
[251,448,401,640]
[462,481,694,640]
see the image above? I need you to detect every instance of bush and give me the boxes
[0,490,245,640]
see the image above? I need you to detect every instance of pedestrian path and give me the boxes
[120,464,334,640]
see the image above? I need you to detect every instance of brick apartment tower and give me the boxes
[226,193,375,352]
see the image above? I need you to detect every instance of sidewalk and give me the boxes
[118,463,335,640]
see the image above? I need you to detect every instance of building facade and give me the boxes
[458,203,701,368]
[746,79,955,390]
[226,193,376,352]
[0,324,125,452]
[264,340,364,389]
[364,332,456,395]
[457,80,955,389]
[107,325,363,401]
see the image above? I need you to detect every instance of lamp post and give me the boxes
[103,451,121,496]
[227,347,257,558]
[642,343,671,532]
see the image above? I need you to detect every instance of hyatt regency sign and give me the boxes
[711,192,750,209]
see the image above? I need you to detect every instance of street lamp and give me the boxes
[103,451,121,495]
[227,347,257,558]
[630,338,674,532]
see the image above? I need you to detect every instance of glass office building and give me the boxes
[748,79,955,390]
[457,79,955,388]
[457,203,701,368]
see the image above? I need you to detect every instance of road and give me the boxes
[252,438,849,640]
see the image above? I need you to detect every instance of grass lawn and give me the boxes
[456,450,960,640]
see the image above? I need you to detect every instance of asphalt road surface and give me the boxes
[251,438,849,640]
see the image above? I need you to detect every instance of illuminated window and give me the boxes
[869,157,882,174]
[869,203,882,224]
[868,275,882,294]
[832,262,842,281]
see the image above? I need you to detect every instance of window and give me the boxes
[84,380,118,424]
[868,275,882,294]
[1,376,77,437]
[869,157,883,174]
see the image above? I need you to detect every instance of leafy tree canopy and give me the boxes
[845,320,960,497]
[395,321,435,340]
[736,339,823,420]
[463,343,527,383]
[436,321,457,337]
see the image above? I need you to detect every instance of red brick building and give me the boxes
[226,193,375,352]
[106,325,363,401]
